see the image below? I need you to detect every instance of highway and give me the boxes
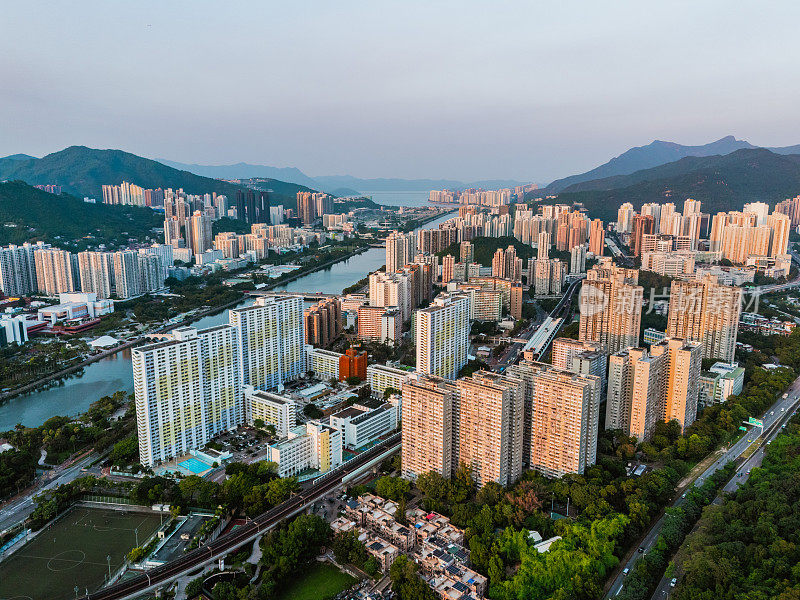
[87,432,401,600]
[606,377,800,598]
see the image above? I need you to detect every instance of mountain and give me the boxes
[1,154,36,161]
[0,180,162,247]
[545,136,800,194]
[0,146,315,201]
[547,148,800,222]
[155,158,321,189]
[312,175,528,192]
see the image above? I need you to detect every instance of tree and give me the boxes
[253,418,265,430]
[346,375,362,385]
[303,403,323,419]
[375,476,410,502]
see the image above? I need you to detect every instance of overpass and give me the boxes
[88,433,401,600]
[521,276,584,360]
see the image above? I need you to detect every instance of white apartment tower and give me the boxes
[415,293,471,380]
[34,248,77,296]
[133,325,241,467]
[78,251,114,298]
[229,295,306,392]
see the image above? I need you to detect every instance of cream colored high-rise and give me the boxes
[606,347,664,441]
[666,275,741,362]
[34,248,77,296]
[588,219,605,255]
[767,212,791,257]
[522,362,600,478]
[385,230,416,273]
[579,259,643,354]
[78,251,114,298]
[401,375,456,480]
[650,338,702,432]
[616,203,634,234]
[415,293,470,380]
[454,372,524,487]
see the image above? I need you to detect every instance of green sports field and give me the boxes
[0,507,162,600]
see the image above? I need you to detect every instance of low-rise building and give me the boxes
[306,346,342,381]
[330,402,398,449]
[244,386,297,437]
[266,421,342,477]
[698,362,745,407]
[367,363,413,398]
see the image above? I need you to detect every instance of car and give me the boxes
[623,568,629,575]
[782,408,786,412]
[637,546,644,553]
[670,578,677,588]
[681,493,687,499]
[748,439,753,442]
[746,471,751,475]
[771,411,774,415]
[738,473,743,477]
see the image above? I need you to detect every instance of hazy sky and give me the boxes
[2,1,799,182]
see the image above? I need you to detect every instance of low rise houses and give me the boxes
[367,363,413,398]
[338,495,486,598]
[740,312,796,336]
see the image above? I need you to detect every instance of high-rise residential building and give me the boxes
[531,258,565,296]
[214,232,240,258]
[683,198,701,215]
[570,244,587,274]
[579,259,643,354]
[641,251,696,277]
[606,347,664,440]
[666,275,741,362]
[415,293,470,380]
[370,271,413,322]
[775,195,800,227]
[133,325,241,467]
[189,210,213,255]
[551,338,607,391]
[269,204,284,225]
[460,241,474,264]
[385,231,417,273]
[113,251,141,299]
[616,203,634,234]
[34,248,77,295]
[138,253,163,294]
[650,338,702,432]
[537,231,550,259]
[640,203,662,233]
[588,219,605,256]
[0,242,47,296]
[631,214,655,257]
[508,361,600,478]
[357,305,401,344]
[743,201,769,225]
[304,297,342,348]
[78,251,114,299]
[510,283,523,320]
[659,203,676,236]
[401,375,456,479]
[454,372,524,487]
[767,212,791,257]
[442,254,456,284]
[229,295,306,392]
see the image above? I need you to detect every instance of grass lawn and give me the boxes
[277,562,357,600]
[0,507,162,600]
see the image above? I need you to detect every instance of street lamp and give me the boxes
[107,554,111,581]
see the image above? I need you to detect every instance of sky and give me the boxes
[2,1,800,183]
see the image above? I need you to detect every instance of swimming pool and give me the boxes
[178,457,213,474]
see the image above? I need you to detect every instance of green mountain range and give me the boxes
[0,180,162,248]
[546,148,800,222]
[0,146,315,201]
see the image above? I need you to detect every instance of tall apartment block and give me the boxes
[666,274,741,362]
[588,219,605,256]
[508,361,600,478]
[385,230,417,274]
[551,338,607,393]
[579,258,643,354]
[454,372,524,487]
[78,251,114,298]
[0,242,46,296]
[34,248,77,295]
[357,305,402,344]
[244,386,297,437]
[650,338,702,432]
[401,375,456,479]
[606,347,664,441]
[304,297,342,348]
[133,325,241,467]
[415,293,471,380]
[370,271,413,322]
[229,295,306,392]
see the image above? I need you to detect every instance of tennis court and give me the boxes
[0,506,162,600]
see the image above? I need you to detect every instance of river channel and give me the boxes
[0,211,454,430]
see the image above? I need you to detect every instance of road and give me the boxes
[0,451,98,532]
[87,433,401,600]
[606,377,800,598]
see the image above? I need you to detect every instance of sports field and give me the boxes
[0,507,162,600]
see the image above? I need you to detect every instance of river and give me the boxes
[0,211,455,430]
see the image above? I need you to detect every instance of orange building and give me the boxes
[339,347,368,382]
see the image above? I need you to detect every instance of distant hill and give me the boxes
[0,180,162,248]
[545,136,800,194]
[1,154,36,162]
[0,146,314,201]
[155,158,321,190]
[547,148,800,222]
